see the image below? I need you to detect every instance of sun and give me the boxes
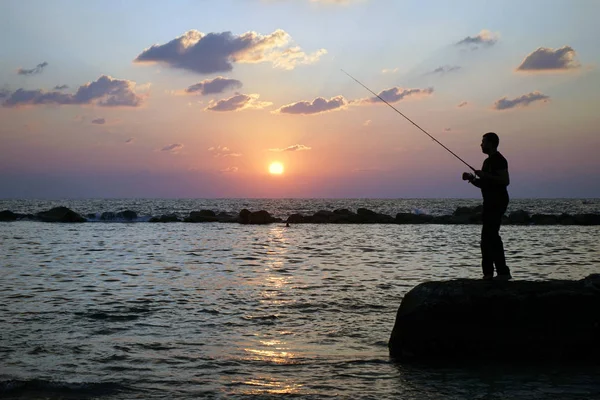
[268,162,284,175]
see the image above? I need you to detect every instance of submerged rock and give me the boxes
[37,207,86,223]
[149,214,180,223]
[389,274,600,363]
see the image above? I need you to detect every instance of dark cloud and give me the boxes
[205,93,271,112]
[516,46,580,71]
[428,65,461,75]
[125,138,135,144]
[457,101,468,108]
[444,128,452,132]
[161,143,184,152]
[134,29,326,74]
[17,62,48,75]
[0,88,10,98]
[360,87,433,104]
[186,77,242,95]
[91,118,106,125]
[268,144,311,152]
[275,96,346,115]
[53,84,69,90]
[455,30,498,49]
[493,91,549,110]
[2,75,143,108]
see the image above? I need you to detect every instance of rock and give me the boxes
[86,213,97,220]
[395,213,433,224]
[116,210,137,221]
[239,209,280,224]
[0,210,18,221]
[508,210,530,224]
[100,212,116,221]
[453,205,483,216]
[574,213,600,225]
[187,211,218,222]
[239,209,251,224]
[333,208,353,215]
[558,213,575,225]
[531,214,559,225]
[149,214,180,223]
[312,210,336,223]
[388,275,600,362]
[449,206,483,224]
[357,208,377,216]
[286,213,305,223]
[37,207,86,223]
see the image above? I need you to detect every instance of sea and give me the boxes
[1,198,599,399]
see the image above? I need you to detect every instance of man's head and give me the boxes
[481,132,499,154]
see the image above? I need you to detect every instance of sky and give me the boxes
[1,0,599,199]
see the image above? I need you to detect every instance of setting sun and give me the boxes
[268,162,284,175]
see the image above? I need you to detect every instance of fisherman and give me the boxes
[462,132,512,280]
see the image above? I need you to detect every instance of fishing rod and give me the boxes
[341,69,476,172]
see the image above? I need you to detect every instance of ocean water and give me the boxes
[1,199,599,399]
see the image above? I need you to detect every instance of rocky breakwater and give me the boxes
[1,206,599,225]
[388,274,600,363]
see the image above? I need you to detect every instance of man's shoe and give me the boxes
[494,274,512,281]
[483,274,494,280]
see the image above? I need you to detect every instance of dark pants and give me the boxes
[481,203,510,276]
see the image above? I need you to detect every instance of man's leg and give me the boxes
[492,208,511,276]
[480,212,495,278]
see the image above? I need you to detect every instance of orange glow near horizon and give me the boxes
[269,162,284,175]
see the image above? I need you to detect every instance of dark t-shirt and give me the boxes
[481,152,509,205]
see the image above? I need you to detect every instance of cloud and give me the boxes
[53,84,69,90]
[134,29,326,74]
[91,118,106,125]
[0,88,10,99]
[125,138,135,144]
[363,119,371,126]
[516,46,580,72]
[205,93,271,112]
[457,101,468,108]
[358,87,434,104]
[455,30,498,49]
[17,62,48,76]
[2,75,144,108]
[219,167,238,173]
[381,68,399,74]
[275,95,347,115]
[493,91,549,110]
[428,65,461,75]
[208,145,242,157]
[185,77,242,95]
[268,144,312,152]
[161,143,184,153]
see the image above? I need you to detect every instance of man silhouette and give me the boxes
[462,132,512,280]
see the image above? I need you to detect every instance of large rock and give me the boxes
[37,207,86,223]
[388,274,600,362]
[508,209,530,224]
[239,209,281,224]
[116,210,138,221]
[186,210,218,222]
[0,210,18,221]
